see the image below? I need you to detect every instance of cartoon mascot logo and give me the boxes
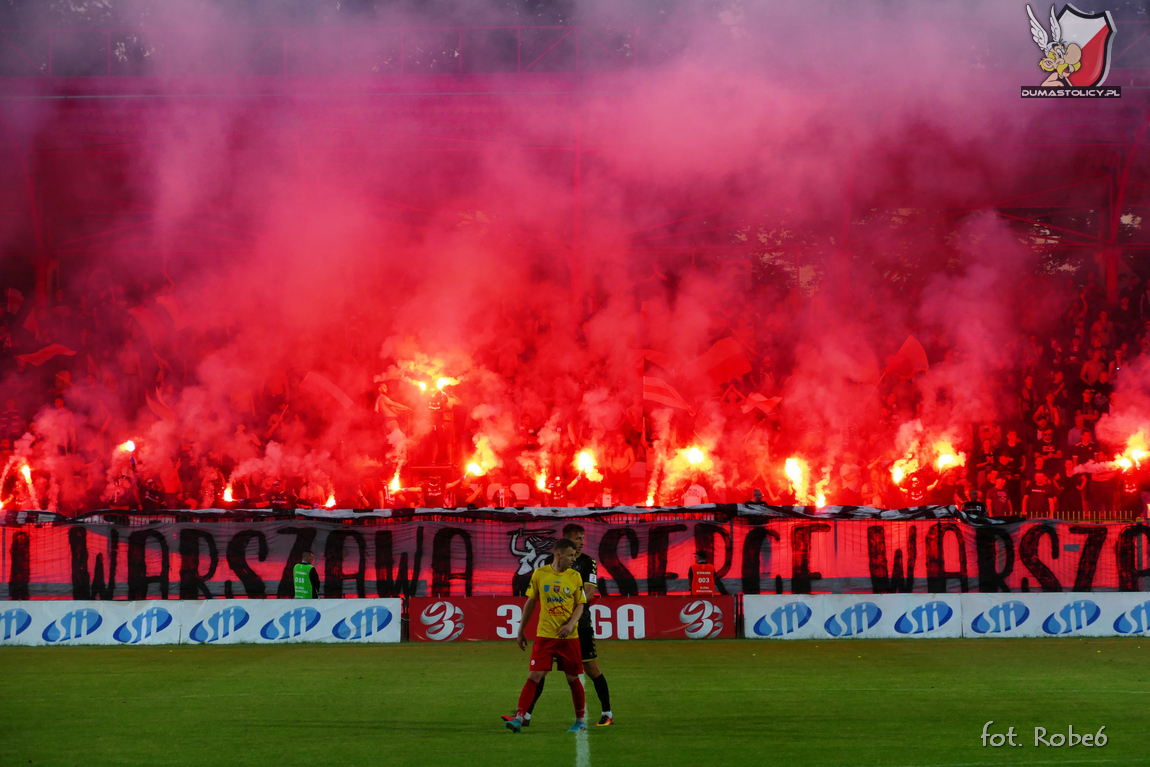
[1026,4,1116,88]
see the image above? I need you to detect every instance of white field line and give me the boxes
[576,673,591,767]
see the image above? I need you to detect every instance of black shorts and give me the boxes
[579,622,597,661]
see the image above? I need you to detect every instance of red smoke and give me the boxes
[0,1,1144,513]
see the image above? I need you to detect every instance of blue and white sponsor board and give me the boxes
[744,594,963,640]
[182,599,400,644]
[0,599,400,646]
[961,593,1148,639]
[0,601,177,646]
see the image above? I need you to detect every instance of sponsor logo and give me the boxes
[971,600,1031,635]
[188,606,250,644]
[1023,4,1117,94]
[679,600,724,639]
[42,608,103,643]
[824,602,882,637]
[590,604,646,640]
[1113,600,1150,635]
[333,606,394,640]
[112,607,173,644]
[420,601,464,641]
[751,602,813,637]
[260,607,322,641]
[1042,599,1101,635]
[894,601,954,635]
[0,608,32,640]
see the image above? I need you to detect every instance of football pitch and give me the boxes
[1,638,1144,766]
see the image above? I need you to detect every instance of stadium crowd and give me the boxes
[1,264,1149,517]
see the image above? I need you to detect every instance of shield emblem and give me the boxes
[1058,5,1117,87]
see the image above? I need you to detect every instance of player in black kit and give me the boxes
[502,522,614,727]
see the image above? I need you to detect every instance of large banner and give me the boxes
[408,595,735,642]
[1,516,1148,600]
[0,598,402,646]
[745,593,1150,639]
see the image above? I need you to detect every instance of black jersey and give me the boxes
[542,552,598,621]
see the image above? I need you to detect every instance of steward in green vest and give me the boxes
[293,551,321,598]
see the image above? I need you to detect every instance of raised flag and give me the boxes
[128,306,169,347]
[15,343,75,367]
[643,376,696,415]
[741,392,782,415]
[686,338,752,389]
[301,371,356,411]
[21,308,39,338]
[145,388,177,423]
[155,294,192,331]
[6,288,23,315]
[883,335,929,379]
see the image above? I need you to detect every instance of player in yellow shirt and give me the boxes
[505,537,587,733]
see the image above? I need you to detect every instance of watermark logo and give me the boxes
[971,600,1031,635]
[42,608,103,643]
[112,607,173,644]
[0,608,32,641]
[188,606,250,644]
[1042,599,1101,635]
[1022,4,1118,97]
[333,606,393,640]
[260,607,322,641]
[824,602,882,637]
[679,600,724,639]
[894,601,954,635]
[751,602,812,637]
[1113,600,1150,635]
[420,600,464,641]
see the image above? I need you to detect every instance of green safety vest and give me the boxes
[293,563,315,599]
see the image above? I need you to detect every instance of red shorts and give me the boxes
[529,637,583,675]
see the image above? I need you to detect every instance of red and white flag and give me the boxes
[16,343,75,367]
[155,294,192,331]
[741,392,781,415]
[128,307,169,347]
[301,371,355,411]
[643,376,695,415]
[146,388,177,423]
[6,288,23,315]
[883,335,929,379]
[687,338,751,389]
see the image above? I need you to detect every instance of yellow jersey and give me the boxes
[526,564,587,639]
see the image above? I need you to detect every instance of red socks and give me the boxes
[516,678,539,717]
[567,675,586,719]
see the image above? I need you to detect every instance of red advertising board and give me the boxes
[409,595,735,642]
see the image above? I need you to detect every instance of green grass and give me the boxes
[0,638,1145,766]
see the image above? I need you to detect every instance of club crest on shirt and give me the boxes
[543,584,550,592]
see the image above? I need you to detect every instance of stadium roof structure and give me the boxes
[0,21,1148,300]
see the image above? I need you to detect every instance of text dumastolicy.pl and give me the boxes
[981,722,1107,748]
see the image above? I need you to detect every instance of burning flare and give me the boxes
[20,465,31,484]
[536,473,547,491]
[223,485,234,503]
[646,493,655,507]
[436,377,459,390]
[1117,432,1149,471]
[120,440,136,453]
[325,493,337,508]
[686,447,705,465]
[891,457,919,485]
[389,472,401,492]
[575,450,603,482]
[416,381,427,392]
[933,441,965,470]
[466,462,486,477]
